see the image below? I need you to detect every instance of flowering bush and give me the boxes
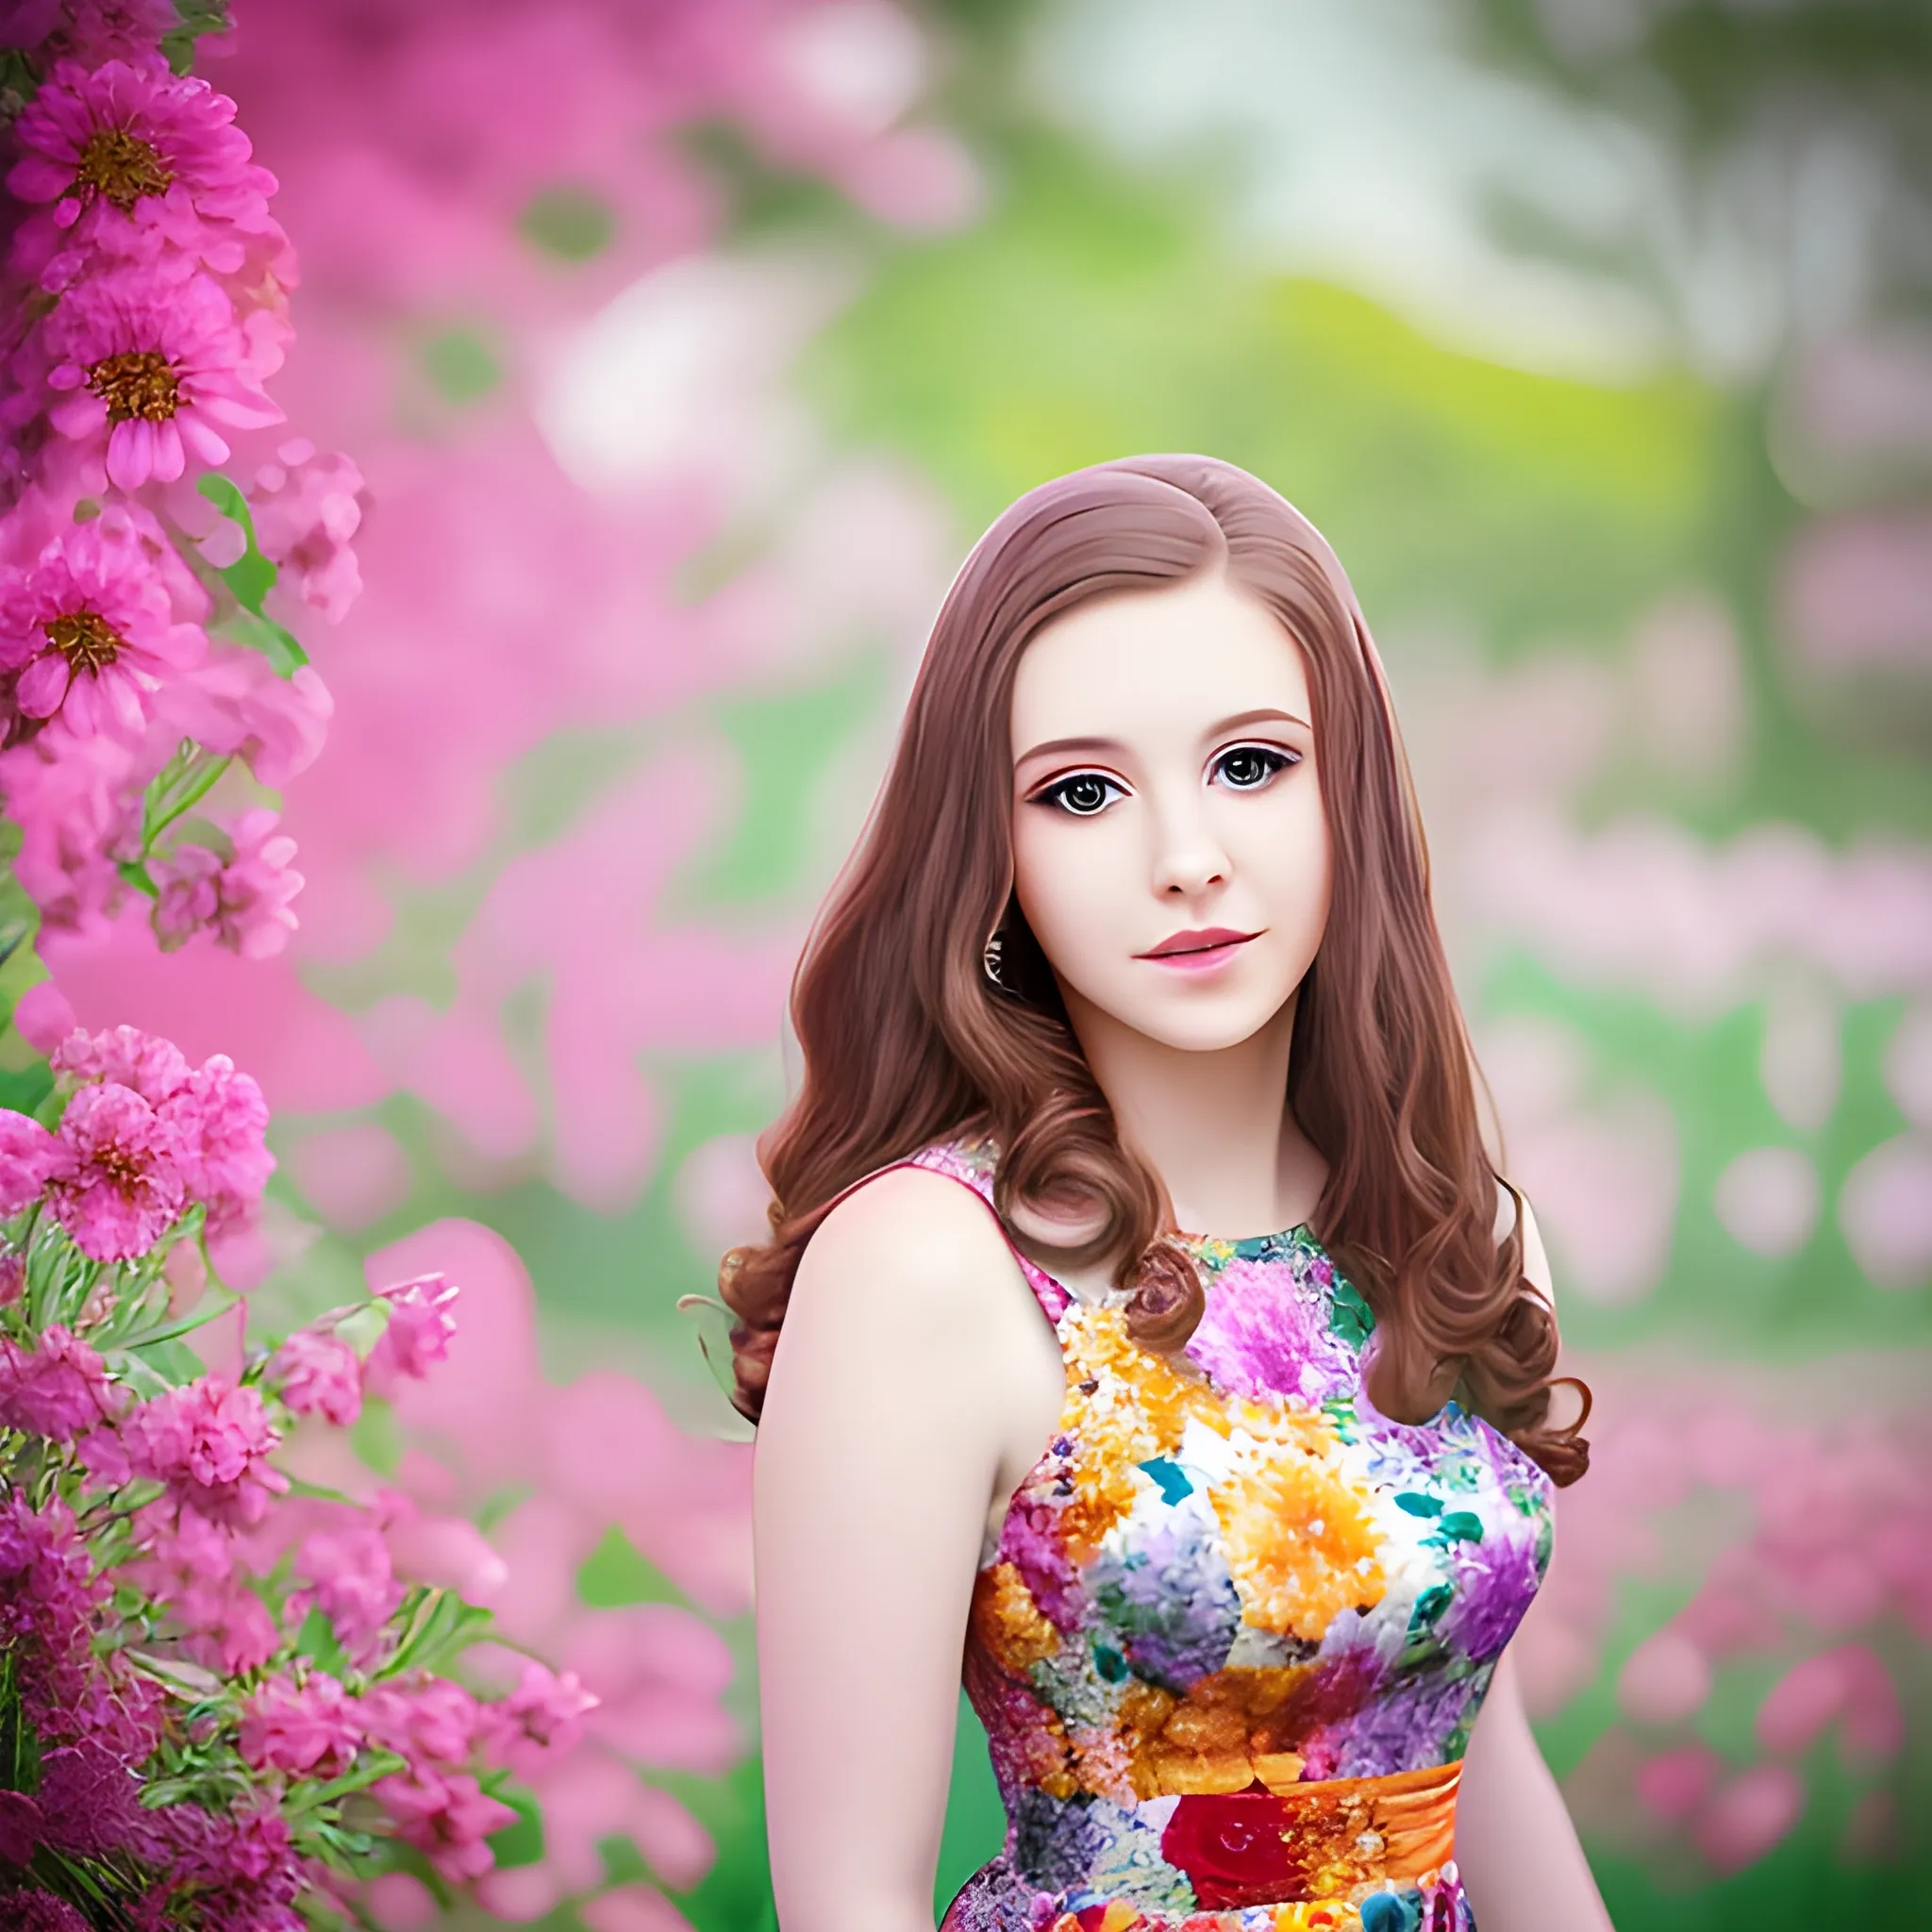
[0,0,362,966]
[0,1019,599,1928]
[0,9,598,1928]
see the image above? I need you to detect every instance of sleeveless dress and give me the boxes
[902,1137,1556,1932]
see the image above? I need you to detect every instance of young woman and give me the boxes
[721,456,1610,1932]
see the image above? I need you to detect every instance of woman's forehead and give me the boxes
[1010,574,1310,755]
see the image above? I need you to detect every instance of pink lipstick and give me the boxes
[1136,926,1260,972]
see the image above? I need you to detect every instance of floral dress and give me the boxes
[906,1138,1556,1932]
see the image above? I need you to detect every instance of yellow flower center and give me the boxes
[74,126,175,212]
[44,610,124,675]
[87,350,180,423]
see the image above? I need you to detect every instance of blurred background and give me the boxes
[38,1,1932,1926]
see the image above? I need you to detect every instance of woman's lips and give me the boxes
[1137,927,1261,972]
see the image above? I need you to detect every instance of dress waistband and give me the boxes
[1077,1759,1463,1921]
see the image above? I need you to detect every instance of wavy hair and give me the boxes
[719,455,1591,1485]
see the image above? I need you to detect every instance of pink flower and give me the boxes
[116,1499,277,1675]
[0,729,142,937]
[372,1766,517,1885]
[0,1256,23,1306]
[7,56,276,276]
[111,1374,289,1527]
[45,1080,184,1260]
[290,1511,402,1662]
[152,808,303,959]
[155,650,332,789]
[360,1677,483,1769]
[11,979,76,1055]
[37,267,282,491]
[157,1052,273,1236]
[249,441,371,625]
[497,1660,599,1753]
[239,1672,361,1778]
[270,1326,362,1427]
[364,1273,460,1396]
[0,1108,61,1214]
[0,1325,118,1440]
[32,0,177,65]
[51,1021,190,1104]
[0,515,207,738]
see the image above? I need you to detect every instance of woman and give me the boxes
[722,456,1611,1932]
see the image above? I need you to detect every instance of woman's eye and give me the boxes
[1212,745,1296,791]
[1039,772,1124,816]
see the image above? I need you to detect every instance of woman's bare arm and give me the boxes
[751,1166,1060,1932]
[1457,1194,1614,1931]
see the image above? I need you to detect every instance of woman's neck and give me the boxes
[1059,984,1327,1241]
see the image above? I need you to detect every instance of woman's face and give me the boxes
[1008,568,1331,1056]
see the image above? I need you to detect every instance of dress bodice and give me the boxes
[907,1138,1556,1932]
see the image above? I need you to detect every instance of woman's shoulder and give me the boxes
[792,1140,1022,1331]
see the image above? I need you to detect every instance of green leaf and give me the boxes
[377,1587,494,1680]
[196,472,278,614]
[127,1336,206,1386]
[421,325,502,404]
[283,1747,408,1817]
[283,1474,360,1506]
[108,1287,240,1355]
[294,1604,351,1678]
[1437,1510,1486,1544]
[576,1524,691,1609]
[1393,1491,1442,1518]
[484,1782,545,1870]
[519,185,617,261]
[214,605,308,677]
[349,1395,402,1475]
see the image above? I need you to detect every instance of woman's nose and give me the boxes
[1148,798,1230,897]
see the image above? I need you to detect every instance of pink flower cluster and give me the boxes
[0,7,360,973]
[0,1018,272,1258]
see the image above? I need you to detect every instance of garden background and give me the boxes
[13,1,1930,1927]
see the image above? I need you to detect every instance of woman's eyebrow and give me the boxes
[1013,707,1309,769]
[1206,706,1309,737]
[1013,733,1125,766]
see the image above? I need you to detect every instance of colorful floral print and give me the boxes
[911,1138,1556,1932]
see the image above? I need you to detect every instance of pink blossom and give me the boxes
[4,1890,89,1932]
[360,1676,483,1768]
[51,1020,190,1103]
[36,266,282,491]
[134,1791,305,1931]
[364,1273,459,1396]
[45,1079,184,1260]
[31,0,177,65]
[7,56,277,277]
[496,1659,599,1753]
[240,1671,362,1778]
[10,979,76,1055]
[290,1511,402,1661]
[0,1256,23,1306]
[155,650,332,789]
[110,1374,289,1527]
[117,1498,278,1675]
[0,1325,118,1440]
[372,1766,517,1885]
[249,441,372,625]
[0,728,142,936]
[0,515,207,738]
[152,808,303,959]
[0,1107,61,1214]
[157,1052,273,1235]
[270,1324,362,1426]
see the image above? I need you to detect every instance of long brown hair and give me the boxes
[720,455,1590,1485]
